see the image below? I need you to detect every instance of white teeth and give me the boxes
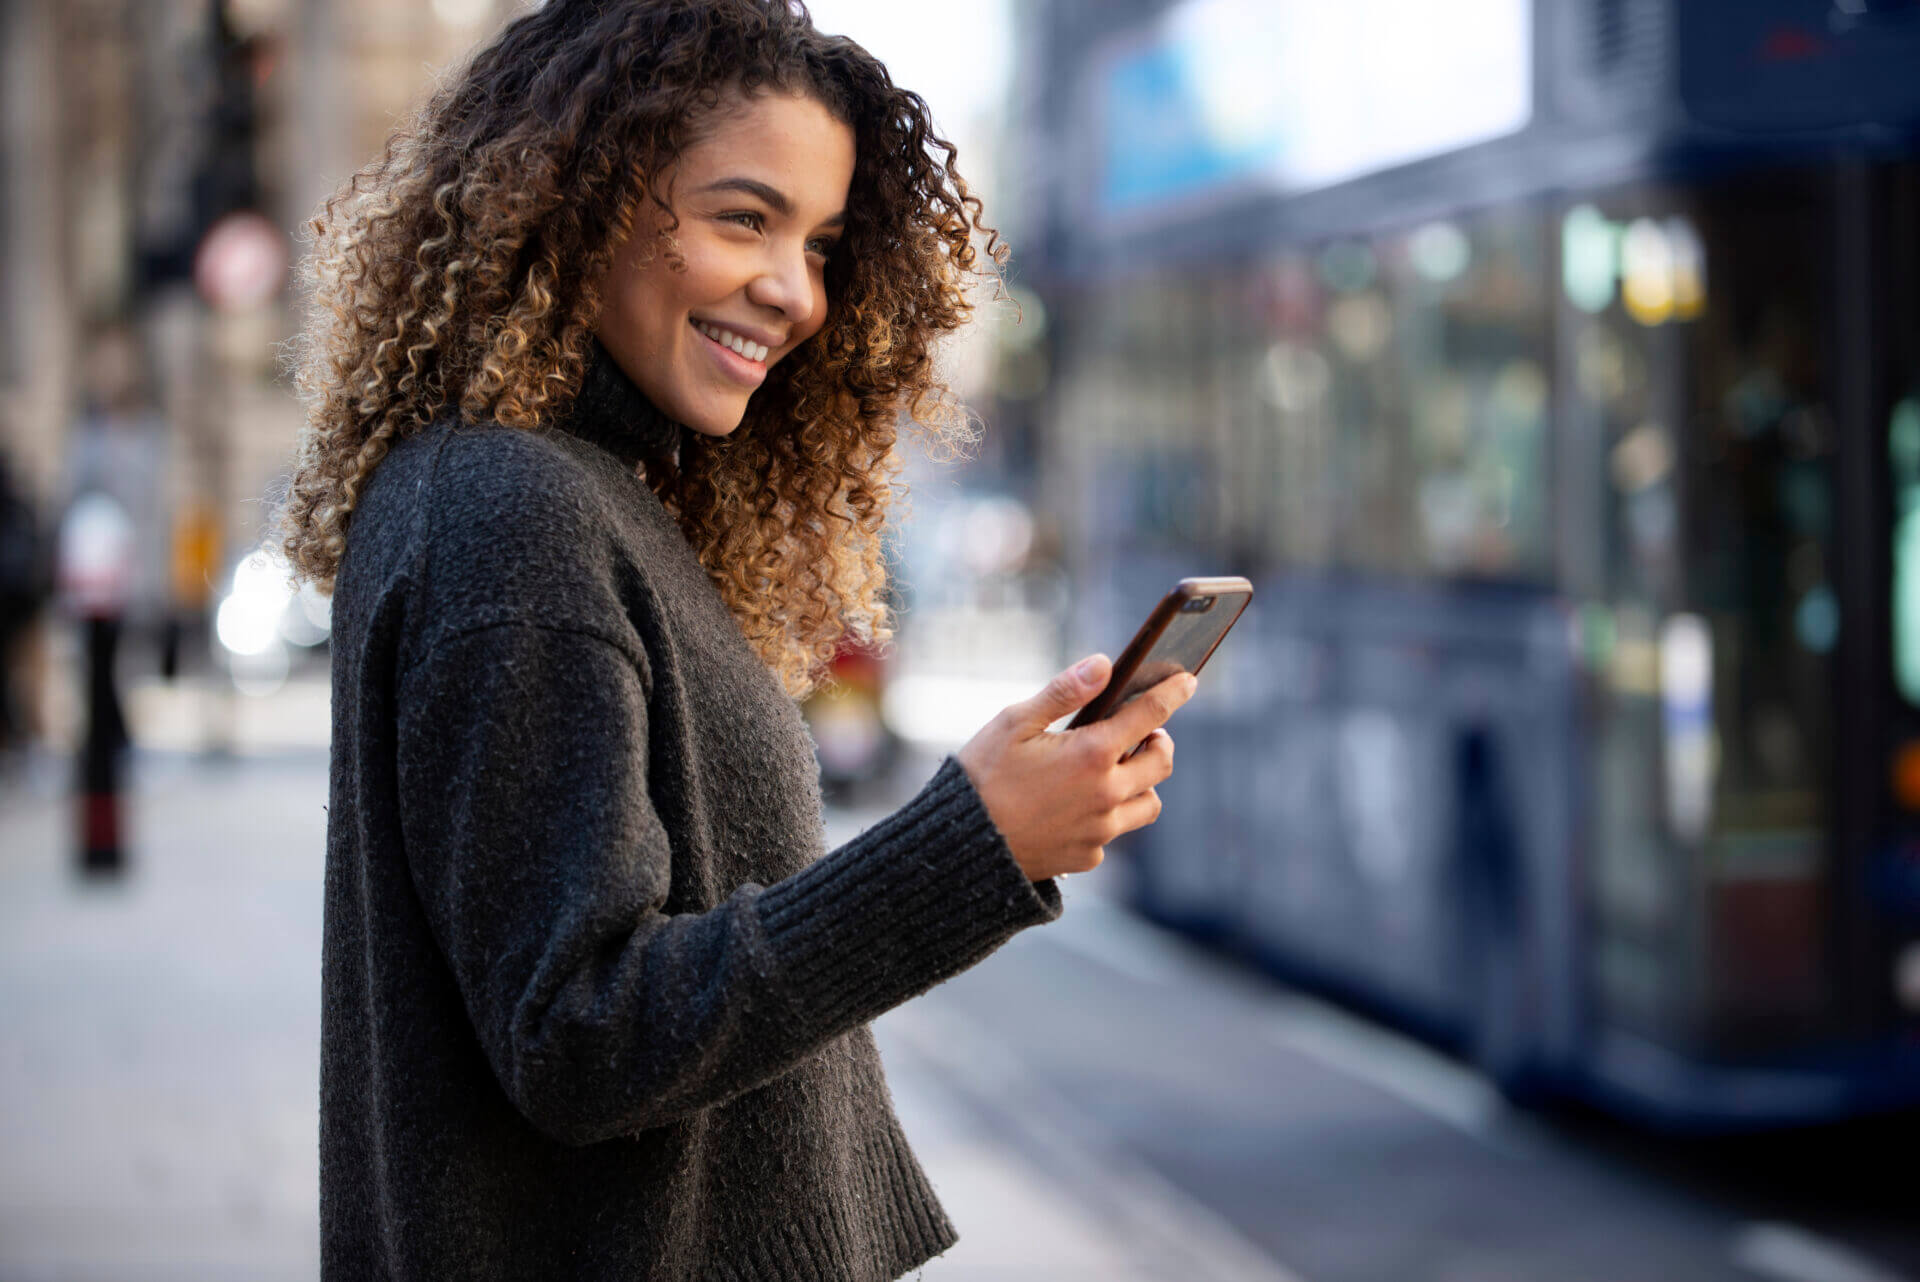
[695,320,767,363]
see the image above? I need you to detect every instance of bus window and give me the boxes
[1254,252,1337,571]
[1319,239,1411,576]
[1573,174,1836,1052]
[1051,223,1551,588]
[1288,211,1555,583]
[1385,207,1553,581]
[1894,401,1920,705]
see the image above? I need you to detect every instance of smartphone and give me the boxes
[1065,577,1252,755]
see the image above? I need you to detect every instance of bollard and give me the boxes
[77,614,128,876]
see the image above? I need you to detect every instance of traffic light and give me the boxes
[134,0,266,299]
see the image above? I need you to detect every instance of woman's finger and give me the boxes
[1005,655,1110,739]
[1118,727,1173,782]
[1109,786,1163,839]
[1100,672,1196,758]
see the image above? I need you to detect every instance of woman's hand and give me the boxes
[956,655,1196,882]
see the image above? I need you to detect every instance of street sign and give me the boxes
[192,211,287,313]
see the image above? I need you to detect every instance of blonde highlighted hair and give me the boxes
[277,0,1002,698]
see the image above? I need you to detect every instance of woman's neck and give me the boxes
[553,340,684,469]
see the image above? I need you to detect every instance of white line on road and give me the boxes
[885,1001,1312,1282]
[1256,996,1515,1149]
[1732,1222,1919,1282]
[1045,890,1532,1157]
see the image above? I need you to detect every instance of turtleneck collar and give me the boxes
[550,339,685,469]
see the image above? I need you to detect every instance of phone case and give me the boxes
[1065,576,1253,732]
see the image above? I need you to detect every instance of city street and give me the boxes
[9,1,1920,1280]
[0,685,1916,1282]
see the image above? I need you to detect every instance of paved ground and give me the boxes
[0,716,1257,1281]
[4,677,1915,1282]
[0,750,321,1281]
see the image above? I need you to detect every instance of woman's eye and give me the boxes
[806,237,838,260]
[723,211,764,233]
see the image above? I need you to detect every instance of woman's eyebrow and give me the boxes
[695,176,846,228]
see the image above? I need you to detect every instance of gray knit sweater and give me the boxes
[319,345,1065,1280]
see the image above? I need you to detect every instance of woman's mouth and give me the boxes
[692,319,769,364]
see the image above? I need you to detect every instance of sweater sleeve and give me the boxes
[395,619,1061,1146]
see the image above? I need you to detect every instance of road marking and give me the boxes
[1731,1223,1918,1282]
[885,1001,1312,1282]
[1258,995,1513,1144]
[1046,890,1531,1156]
[1037,892,1917,1280]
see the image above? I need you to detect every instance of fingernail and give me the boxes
[1075,656,1102,682]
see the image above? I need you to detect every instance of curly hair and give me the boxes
[276,0,1002,699]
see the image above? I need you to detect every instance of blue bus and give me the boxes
[1001,0,1920,1127]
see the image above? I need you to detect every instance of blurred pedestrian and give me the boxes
[56,491,133,874]
[56,324,163,875]
[275,3,1195,1278]
[64,325,168,638]
[0,450,50,758]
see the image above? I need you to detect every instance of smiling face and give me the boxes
[591,90,856,438]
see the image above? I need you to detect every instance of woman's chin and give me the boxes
[679,398,750,438]
[685,415,745,439]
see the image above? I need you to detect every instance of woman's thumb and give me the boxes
[1017,654,1109,730]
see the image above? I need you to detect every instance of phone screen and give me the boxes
[1067,579,1251,733]
[1101,600,1241,715]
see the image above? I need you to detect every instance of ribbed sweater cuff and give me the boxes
[754,755,1064,1037]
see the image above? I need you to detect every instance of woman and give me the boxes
[279,2,1193,1277]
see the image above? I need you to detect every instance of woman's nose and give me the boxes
[746,245,818,327]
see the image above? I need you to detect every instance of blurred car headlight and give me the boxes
[214,545,331,657]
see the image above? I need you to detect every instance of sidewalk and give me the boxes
[0,733,1170,1281]
[0,749,325,1281]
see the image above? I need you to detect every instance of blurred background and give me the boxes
[3,0,1920,1278]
